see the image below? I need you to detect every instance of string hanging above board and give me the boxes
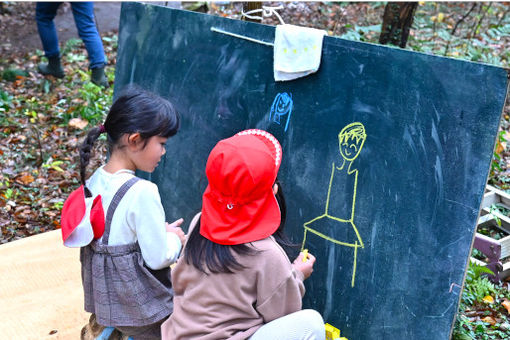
[211,4,285,46]
[241,5,286,25]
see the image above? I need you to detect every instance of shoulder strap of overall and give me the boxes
[101,176,140,245]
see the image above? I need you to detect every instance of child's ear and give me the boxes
[127,133,142,149]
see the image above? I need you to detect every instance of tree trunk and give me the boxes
[379,2,418,48]
[242,2,262,23]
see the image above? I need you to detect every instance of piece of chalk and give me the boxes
[302,249,308,262]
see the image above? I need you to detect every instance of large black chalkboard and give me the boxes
[115,3,509,339]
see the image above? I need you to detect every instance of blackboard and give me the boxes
[115,3,509,339]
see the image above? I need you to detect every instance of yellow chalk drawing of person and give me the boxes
[302,122,366,287]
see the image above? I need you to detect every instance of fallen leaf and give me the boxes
[9,135,27,143]
[483,295,494,304]
[68,117,89,130]
[16,173,34,185]
[71,98,85,104]
[496,141,506,154]
[482,316,497,325]
[45,211,57,217]
[502,299,510,314]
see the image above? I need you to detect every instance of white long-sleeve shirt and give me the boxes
[86,166,182,270]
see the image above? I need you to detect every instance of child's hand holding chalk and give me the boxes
[293,250,316,280]
[302,249,309,262]
[166,218,186,245]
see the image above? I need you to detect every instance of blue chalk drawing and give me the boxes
[269,92,293,132]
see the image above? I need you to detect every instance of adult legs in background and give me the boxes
[250,309,326,340]
[35,2,108,86]
[35,2,65,78]
[70,2,108,86]
[69,2,106,69]
[35,2,62,58]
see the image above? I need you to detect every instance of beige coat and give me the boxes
[161,214,305,340]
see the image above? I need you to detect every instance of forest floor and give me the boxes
[1,2,509,339]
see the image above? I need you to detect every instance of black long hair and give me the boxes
[184,178,298,274]
[79,86,180,194]
[271,179,299,259]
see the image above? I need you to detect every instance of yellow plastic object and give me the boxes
[325,323,341,340]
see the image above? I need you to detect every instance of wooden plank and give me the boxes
[478,214,496,225]
[473,233,501,258]
[478,209,510,233]
[487,185,510,207]
[482,191,500,207]
[501,235,510,259]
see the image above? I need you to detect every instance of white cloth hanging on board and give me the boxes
[273,24,327,81]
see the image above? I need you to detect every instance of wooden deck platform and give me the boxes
[0,230,89,339]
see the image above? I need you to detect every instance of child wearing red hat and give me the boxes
[161,129,325,340]
[61,87,185,339]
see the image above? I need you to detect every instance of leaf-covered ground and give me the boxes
[0,2,116,242]
[1,2,509,339]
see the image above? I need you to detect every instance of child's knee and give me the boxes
[299,309,326,339]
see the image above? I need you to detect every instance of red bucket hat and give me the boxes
[200,129,283,245]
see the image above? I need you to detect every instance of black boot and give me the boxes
[91,66,109,87]
[38,56,65,78]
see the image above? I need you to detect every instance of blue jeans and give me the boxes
[35,2,106,69]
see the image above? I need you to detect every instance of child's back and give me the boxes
[61,87,184,340]
[86,167,180,268]
[161,129,325,340]
[167,214,304,339]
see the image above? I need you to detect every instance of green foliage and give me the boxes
[62,38,83,56]
[74,80,112,123]
[42,159,65,172]
[1,68,29,81]
[0,89,13,113]
[463,265,496,305]
[491,131,507,181]
[340,24,381,42]
[102,34,118,50]
[339,3,509,69]
[453,261,510,339]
